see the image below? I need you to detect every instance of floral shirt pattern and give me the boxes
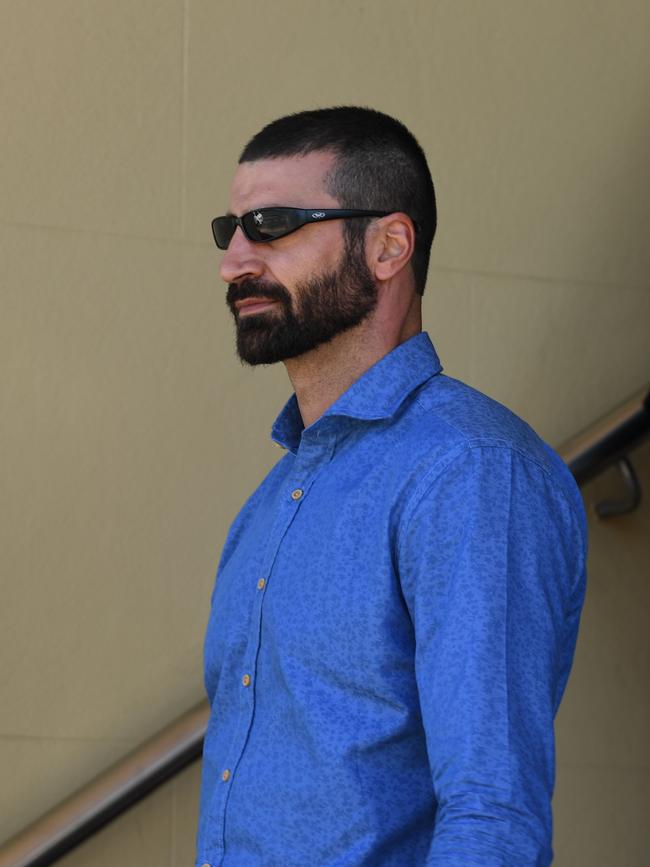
[196,331,587,866]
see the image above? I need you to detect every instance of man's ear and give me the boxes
[371,214,416,282]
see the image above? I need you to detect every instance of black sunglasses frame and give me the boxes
[211,207,415,250]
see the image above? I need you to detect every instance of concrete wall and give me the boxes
[1,1,648,864]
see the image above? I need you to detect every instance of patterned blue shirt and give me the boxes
[196,331,587,867]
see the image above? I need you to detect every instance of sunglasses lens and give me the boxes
[211,217,236,250]
[242,209,301,242]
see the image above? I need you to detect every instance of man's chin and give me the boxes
[235,332,288,366]
[236,326,324,366]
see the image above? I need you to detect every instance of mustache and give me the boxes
[228,279,287,306]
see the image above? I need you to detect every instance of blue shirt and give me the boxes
[196,331,587,867]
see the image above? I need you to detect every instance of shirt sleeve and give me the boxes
[396,442,587,867]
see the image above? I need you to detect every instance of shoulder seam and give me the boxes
[395,439,578,566]
[413,394,469,441]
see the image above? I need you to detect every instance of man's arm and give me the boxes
[397,442,587,866]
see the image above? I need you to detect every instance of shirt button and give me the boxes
[242,673,251,687]
[257,578,266,590]
[221,769,231,782]
[291,488,303,500]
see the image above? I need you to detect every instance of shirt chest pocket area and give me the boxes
[261,543,407,681]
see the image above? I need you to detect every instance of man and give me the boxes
[196,107,587,866]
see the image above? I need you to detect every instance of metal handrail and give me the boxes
[0,702,209,867]
[559,383,650,485]
[1,382,648,867]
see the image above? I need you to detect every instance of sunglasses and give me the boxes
[211,207,398,250]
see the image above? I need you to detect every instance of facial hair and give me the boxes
[227,236,378,366]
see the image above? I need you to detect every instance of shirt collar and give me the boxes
[270,331,443,453]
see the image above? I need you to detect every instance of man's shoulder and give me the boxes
[407,372,582,512]
[413,372,552,463]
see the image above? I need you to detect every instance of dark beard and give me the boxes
[228,237,378,366]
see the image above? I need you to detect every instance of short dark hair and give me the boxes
[239,106,436,296]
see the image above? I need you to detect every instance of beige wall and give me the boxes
[1,1,648,864]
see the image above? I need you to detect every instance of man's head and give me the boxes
[217,107,436,366]
[237,106,436,296]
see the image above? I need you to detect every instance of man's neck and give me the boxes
[284,317,422,431]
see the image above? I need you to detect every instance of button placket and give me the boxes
[216,436,335,856]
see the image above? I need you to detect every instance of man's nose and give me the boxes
[219,227,264,284]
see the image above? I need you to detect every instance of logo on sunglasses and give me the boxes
[311,212,326,219]
[253,211,264,225]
